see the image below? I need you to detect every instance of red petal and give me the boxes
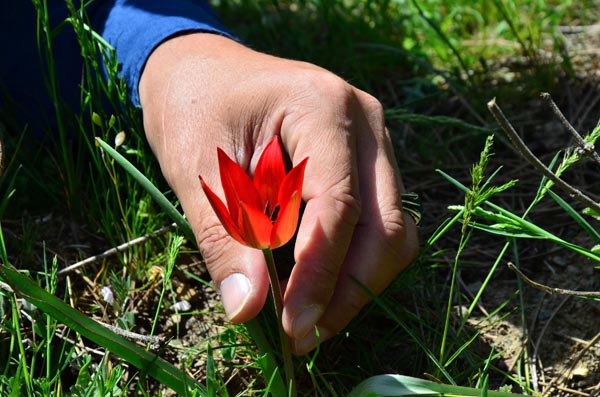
[218,148,262,224]
[253,136,286,214]
[270,157,308,248]
[199,176,247,246]
[271,191,301,248]
[277,157,308,207]
[238,202,274,249]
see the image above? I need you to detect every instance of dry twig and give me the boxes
[540,92,600,165]
[96,320,166,348]
[487,98,600,215]
[58,223,177,274]
[507,262,600,298]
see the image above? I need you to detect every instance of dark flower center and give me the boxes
[264,200,280,222]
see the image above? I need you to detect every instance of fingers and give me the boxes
[286,90,419,354]
[276,76,362,340]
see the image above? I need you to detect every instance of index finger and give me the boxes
[279,88,363,340]
[291,94,419,354]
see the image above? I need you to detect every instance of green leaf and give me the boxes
[246,320,287,397]
[349,374,526,397]
[548,189,600,244]
[95,137,195,243]
[108,114,116,129]
[74,355,92,389]
[92,112,103,127]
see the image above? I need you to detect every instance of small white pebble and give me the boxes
[171,300,191,312]
[101,286,115,304]
[21,299,36,311]
[171,314,182,325]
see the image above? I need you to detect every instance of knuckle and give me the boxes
[344,288,370,315]
[308,70,351,95]
[294,69,354,107]
[355,89,386,129]
[380,206,420,265]
[196,221,233,267]
[382,205,406,238]
[377,203,410,252]
[361,93,385,120]
[330,185,362,227]
[310,263,341,288]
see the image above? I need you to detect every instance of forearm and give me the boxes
[100,0,236,106]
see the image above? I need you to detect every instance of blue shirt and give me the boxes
[102,0,235,106]
[0,0,233,127]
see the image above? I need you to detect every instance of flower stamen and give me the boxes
[270,204,281,222]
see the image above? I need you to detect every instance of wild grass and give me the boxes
[2,0,600,395]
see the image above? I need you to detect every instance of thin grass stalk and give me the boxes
[457,241,511,334]
[104,156,134,240]
[353,276,455,384]
[34,0,78,213]
[150,236,182,339]
[11,294,33,396]
[95,138,194,243]
[439,224,472,365]
[510,240,533,393]
[422,209,464,253]
[262,248,296,397]
[490,0,534,60]
[410,0,472,82]
[43,249,53,383]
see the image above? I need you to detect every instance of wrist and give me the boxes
[139,33,246,108]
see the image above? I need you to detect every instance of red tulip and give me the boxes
[200,136,308,250]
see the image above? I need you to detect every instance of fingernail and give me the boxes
[292,304,324,339]
[220,273,252,320]
[294,326,331,355]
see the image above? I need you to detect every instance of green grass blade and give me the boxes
[484,201,600,262]
[351,276,455,385]
[439,169,600,263]
[95,137,195,243]
[349,374,526,397]
[443,330,481,368]
[385,111,489,133]
[0,263,205,396]
[436,169,469,193]
[548,189,600,244]
[410,0,471,80]
[245,318,287,397]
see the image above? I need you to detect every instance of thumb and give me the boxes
[196,223,270,323]
[178,165,271,323]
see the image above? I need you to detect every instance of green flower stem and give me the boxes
[262,248,296,397]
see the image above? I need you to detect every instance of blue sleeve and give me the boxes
[101,0,237,107]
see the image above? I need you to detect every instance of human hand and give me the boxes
[139,33,419,354]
